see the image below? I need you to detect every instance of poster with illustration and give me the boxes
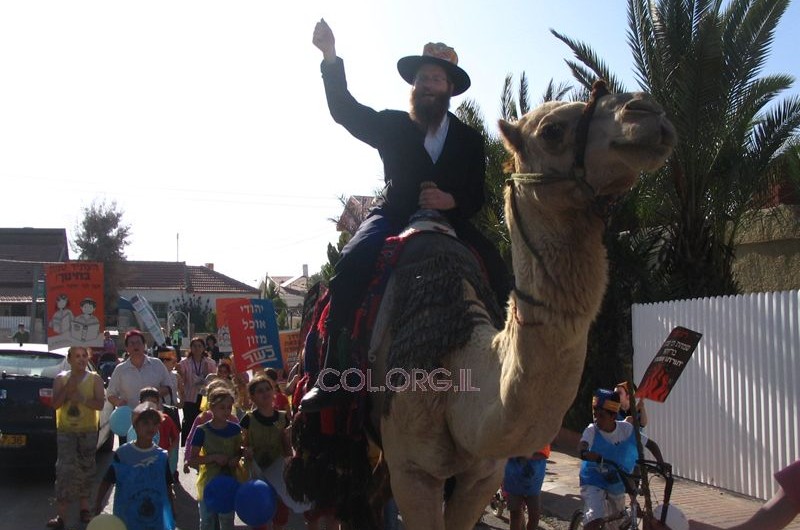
[45,262,105,350]
[216,298,283,373]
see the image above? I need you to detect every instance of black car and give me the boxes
[0,343,113,467]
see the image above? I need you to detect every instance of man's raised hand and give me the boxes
[312,18,336,63]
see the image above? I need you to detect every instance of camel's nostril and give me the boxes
[625,99,662,114]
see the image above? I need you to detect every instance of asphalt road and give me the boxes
[0,445,566,530]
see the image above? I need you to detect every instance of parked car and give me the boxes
[0,343,114,467]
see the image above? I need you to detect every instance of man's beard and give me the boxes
[410,88,451,131]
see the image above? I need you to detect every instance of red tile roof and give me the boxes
[0,228,68,302]
[0,228,69,285]
[0,229,257,302]
[187,265,258,293]
[121,261,258,294]
[121,261,187,290]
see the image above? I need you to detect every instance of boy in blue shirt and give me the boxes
[94,402,175,530]
[578,389,664,530]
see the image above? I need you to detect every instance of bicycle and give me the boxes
[489,486,507,518]
[569,459,675,530]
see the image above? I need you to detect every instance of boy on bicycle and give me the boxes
[578,388,665,530]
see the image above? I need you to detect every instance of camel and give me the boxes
[365,85,677,529]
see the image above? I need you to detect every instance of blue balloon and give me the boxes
[109,406,132,436]
[235,479,277,526]
[204,474,240,514]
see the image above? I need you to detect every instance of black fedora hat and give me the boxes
[397,42,471,96]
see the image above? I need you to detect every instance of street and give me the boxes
[0,445,568,530]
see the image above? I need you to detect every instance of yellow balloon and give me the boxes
[86,513,127,530]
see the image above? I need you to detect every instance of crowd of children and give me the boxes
[86,336,306,530]
[62,335,624,530]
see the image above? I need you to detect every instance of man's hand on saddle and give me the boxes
[312,18,336,63]
[418,181,455,211]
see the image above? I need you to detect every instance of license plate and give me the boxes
[0,434,26,448]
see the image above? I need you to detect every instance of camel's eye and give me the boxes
[539,123,563,143]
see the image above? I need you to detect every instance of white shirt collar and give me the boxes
[424,114,450,163]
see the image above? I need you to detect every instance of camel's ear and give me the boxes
[498,119,524,154]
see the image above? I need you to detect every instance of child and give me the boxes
[94,402,175,530]
[503,444,550,530]
[233,370,252,420]
[189,386,243,530]
[578,389,664,530]
[614,381,648,428]
[183,378,240,473]
[264,367,290,414]
[140,387,181,481]
[204,357,233,387]
[241,374,292,529]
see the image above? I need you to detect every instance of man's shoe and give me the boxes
[299,386,336,413]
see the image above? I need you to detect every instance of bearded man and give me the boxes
[302,19,508,411]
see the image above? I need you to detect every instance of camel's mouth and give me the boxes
[609,116,677,169]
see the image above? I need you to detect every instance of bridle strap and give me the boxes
[574,80,610,178]
[507,79,611,313]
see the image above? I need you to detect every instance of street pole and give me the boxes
[30,264,41,341]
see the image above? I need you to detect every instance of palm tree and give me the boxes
[552,0,800,299]
[551,0,800,430]
[261,278,289,329]
[457,74,574,264]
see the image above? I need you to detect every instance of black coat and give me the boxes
[321,57,486,228]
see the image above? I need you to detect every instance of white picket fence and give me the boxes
[632,291,800,500]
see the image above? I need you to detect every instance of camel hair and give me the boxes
[365,86,676,530]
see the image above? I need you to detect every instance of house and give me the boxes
[118,261,259,333]
[0,228,68,341]
[0,227,260,340]
[336,195,377,234]
[266,264,310,328]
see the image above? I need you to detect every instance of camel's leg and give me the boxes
[389,466,445,530]
[443,464,503,530]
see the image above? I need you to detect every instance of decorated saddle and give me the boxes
[285,210,503,527]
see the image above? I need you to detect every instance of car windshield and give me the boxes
[0,350,66,378]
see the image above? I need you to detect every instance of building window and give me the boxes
[151,302,169,319]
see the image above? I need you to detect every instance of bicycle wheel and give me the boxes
[625,505,639,530]
[569,509,585,530]
[490,498,504,518]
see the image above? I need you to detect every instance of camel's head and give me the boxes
[498,90,676,198]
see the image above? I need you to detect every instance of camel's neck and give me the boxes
[510,198,608,323]
[482,191,609,457]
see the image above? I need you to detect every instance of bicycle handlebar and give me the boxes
[582,456,672,478]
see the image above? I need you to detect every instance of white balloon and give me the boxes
[653,504,689,530]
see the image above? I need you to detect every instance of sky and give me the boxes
[1,1,798,288]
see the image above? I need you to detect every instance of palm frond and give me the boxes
[455,99,488,137]
[518,72,530,116]
[541,78,573,103]
[550,29,626,93]
[724,0,789,104]
[747,95,800,172]
[500,74,517,121]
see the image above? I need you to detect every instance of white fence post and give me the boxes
[632,291,799,500]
